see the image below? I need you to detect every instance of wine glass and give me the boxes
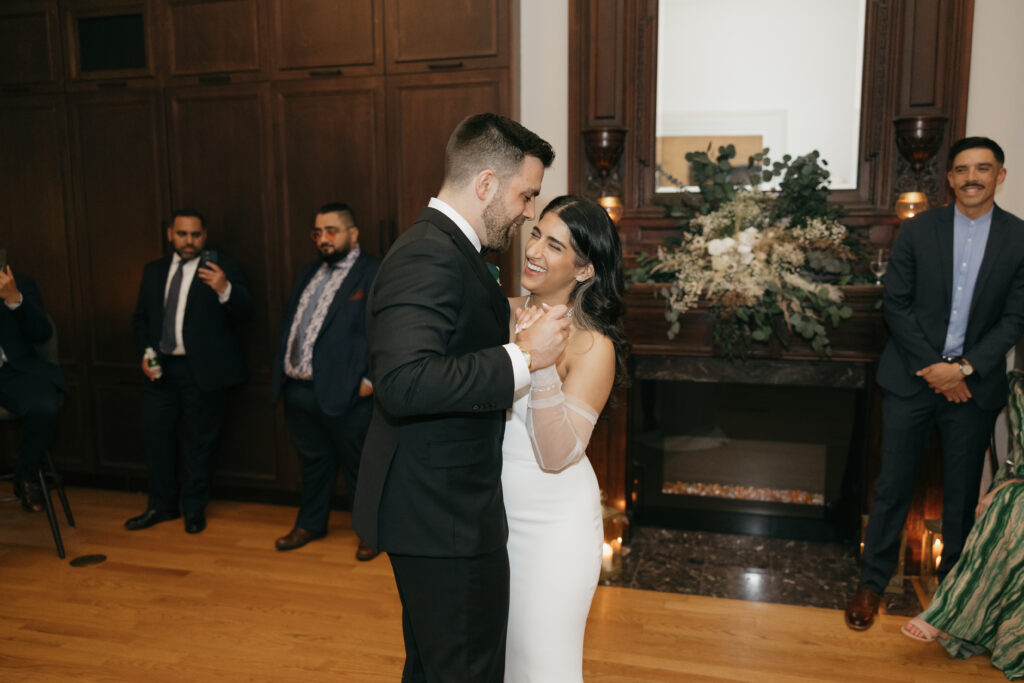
[870,249,888,286]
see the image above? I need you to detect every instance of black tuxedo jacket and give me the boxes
[878,204,1024,410]
[132,252,252,391]
[0,275,67,392]
[271,250,379,416]
[352,207,515,557]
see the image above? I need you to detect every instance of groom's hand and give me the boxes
[516,303,570,370]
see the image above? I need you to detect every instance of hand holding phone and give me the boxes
[196,250,228,295]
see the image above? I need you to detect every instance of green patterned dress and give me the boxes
[916,370,1024,680]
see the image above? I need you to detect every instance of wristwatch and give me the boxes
[514,344,532,371]
[957,357,975,377]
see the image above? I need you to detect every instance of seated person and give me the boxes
[901,369,1024,681]
[0,266,67,512]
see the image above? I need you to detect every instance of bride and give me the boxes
[502,195,628,682]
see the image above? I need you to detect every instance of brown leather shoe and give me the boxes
[355,538,380,562]
[13,479,44,513]
[845,586,881,630]
[274,527,325,551]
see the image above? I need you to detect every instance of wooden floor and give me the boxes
[0,488,1006,682]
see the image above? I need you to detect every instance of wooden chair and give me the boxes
[0,314,75,558]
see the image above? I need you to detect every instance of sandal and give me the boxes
[901,617,947,642]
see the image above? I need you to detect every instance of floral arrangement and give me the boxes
[634,146,863,357]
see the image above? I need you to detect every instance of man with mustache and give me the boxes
[353,113,568,682]
[126,209,252,535]
[846,137,1024,630]
[271,202,379,559]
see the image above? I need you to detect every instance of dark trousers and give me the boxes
[860,389,999,592]
[283,379,371,534]
[141,356,226,517]
[0,365,61,480]
[389,548,510,683]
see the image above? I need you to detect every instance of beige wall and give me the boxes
[515,0,569,287]
[967,0,1024,217]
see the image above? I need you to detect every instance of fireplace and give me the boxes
[627,355,869,541]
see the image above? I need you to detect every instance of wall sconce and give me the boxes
[601,493,630,580]
[920,519,943,594]
[893,116,947,221]
[583,127,626,225]
[894,191,929,220]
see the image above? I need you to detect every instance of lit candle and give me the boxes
[933,538,944,570]
[602,542,614,572]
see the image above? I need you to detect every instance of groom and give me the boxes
[352,113,568,682]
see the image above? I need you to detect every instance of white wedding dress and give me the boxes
[502,369,604,682]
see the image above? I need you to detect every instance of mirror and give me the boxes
[655,0,866,192]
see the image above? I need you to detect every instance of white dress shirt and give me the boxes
[162,253,232,356]
[428,197,530,391]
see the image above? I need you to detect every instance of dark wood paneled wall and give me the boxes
[569,0,975,553]
[0,0,514,501]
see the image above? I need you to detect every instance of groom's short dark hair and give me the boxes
[442,113,554,188]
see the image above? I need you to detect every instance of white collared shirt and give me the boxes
[428,197,529,391]
[162,253,231,356]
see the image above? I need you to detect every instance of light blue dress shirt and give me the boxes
[942,206,993,357]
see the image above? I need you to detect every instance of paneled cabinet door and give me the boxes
[387,69,515,291]
[68,89,167,473]
[274,78,388,281]
[0,1,63,91]
[165,82,283,488]
[164,0,266,80]
[270,0,383,78]
[383,0,510,74]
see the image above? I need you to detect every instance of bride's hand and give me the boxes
[515,305,543,334]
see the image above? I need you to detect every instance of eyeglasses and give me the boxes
[310,225,349,239]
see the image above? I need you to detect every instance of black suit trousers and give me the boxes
[389,548,509,683]
[141,356,227,516]
[0,365,60,480]
[860,389,998,592]
[283,380,371,534]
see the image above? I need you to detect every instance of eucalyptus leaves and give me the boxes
[635,146,860,358]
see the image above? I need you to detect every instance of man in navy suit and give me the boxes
[846,137,1024,630]
[0,267,66,512]
[126,209,252,534]
[271,202,379,559]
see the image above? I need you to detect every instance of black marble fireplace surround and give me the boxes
[628,355,870,543]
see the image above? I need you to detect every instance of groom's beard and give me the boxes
[482,196,523,252]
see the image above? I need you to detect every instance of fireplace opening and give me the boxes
[628,364,865,542]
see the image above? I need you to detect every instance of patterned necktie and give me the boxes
[289,265,334,366]
[160,261,184,354]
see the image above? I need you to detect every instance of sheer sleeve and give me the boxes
[526,365,599,472]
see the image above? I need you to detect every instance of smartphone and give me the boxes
[200,249,218,268]
[0,248,6,272]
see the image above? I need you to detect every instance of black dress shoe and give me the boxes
[124,509,180,530]
[185,516,206,534]
[13,479,45,513]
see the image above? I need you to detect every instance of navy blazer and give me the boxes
[131,252,252,391]
[271,250,379,416]
[878,204,1024,410]
[352,207,515,557]
[0,274,67,392]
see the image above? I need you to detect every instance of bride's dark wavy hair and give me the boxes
[540,195,630,386]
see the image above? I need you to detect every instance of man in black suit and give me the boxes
[352,114,570,682]
[846,137,1024,630]
[0,266,67,512]
[271,202,379,559]
[126,209,252,534]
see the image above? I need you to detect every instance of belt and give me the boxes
[942,356,959,363]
